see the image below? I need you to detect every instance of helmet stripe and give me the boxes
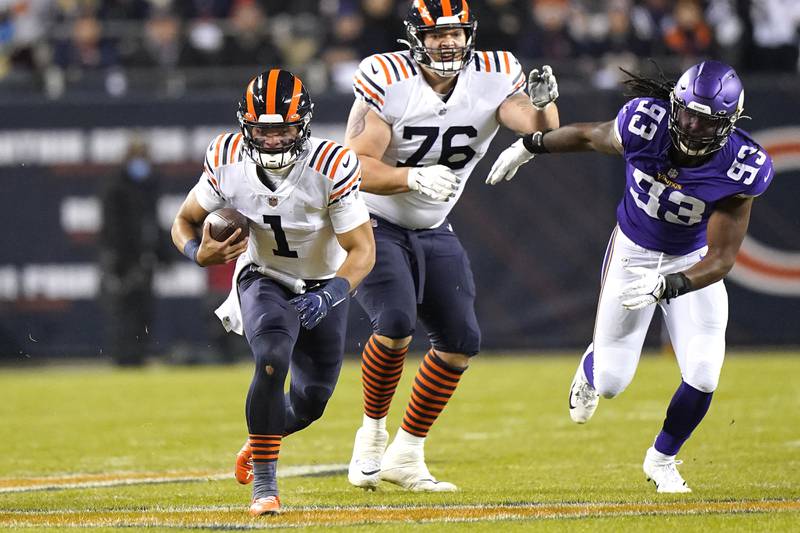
[245,78,256,119]
[416,0,435,25]
[285,75,303,121]
[441,0,452,16]
[265,69,280,115]
[461,0,469,22]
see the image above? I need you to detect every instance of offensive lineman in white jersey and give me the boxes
[171,69,375,516]
[344,0,560,492]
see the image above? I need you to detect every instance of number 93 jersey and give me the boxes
[353,50,526,229]
[614,97,774,255]
[193,133,370,279]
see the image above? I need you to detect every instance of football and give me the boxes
[205,208,249,244]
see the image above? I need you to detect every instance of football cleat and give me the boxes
[379,441,457,492]
[347,426,389,490]
[249,495,281,516]
[568,354,600,424]
[643,446,692,493]
[235,441,253,485]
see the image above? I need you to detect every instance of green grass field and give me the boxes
[1,352,799,530]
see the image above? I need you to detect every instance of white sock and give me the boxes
[363,414,386,431]
[394,427,425,448]
[648,445,675,462]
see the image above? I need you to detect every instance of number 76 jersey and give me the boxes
[614,97,774,255]
[353,50,527,229]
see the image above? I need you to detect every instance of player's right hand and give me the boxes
[196,223,249,266]
[485,138,536,185]
[407,165,460,202]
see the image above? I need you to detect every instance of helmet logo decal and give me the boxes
[415,0,435,25]
[246,78,257,120]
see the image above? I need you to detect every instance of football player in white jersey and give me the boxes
[344,0,560,492]
[171,69,375,516]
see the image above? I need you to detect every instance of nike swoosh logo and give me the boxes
[371,64,379,75]
[361,469,380,476]
[568,389,577,410]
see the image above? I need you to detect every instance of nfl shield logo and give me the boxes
[268,196,278,207]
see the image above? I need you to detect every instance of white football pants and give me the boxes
[589,226,727,398]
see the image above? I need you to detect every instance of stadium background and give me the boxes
[0,0,798,361]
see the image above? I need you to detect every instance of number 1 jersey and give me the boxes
[353,50,526,229]
[193,133,370,280]
[614,97,773,255]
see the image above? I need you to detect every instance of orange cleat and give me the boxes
[249,495,281,516]
[235,441,253,485]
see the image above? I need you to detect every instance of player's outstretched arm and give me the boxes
[171,190,248,266]
[496,65,560,135]
[486,120,622,185]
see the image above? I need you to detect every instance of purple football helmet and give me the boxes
[669,60,744,156]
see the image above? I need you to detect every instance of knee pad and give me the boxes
[249,332,293,378]
[375,309,415,339]
[594,371,627,399]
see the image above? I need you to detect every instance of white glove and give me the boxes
[619,266,666,310]
[407,165,460,202]
[485,138,535,185]
[528,65,559,109]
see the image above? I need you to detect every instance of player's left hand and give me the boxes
[619,266,666,310]
[486,138,535,185]
[528,65,559,110]
[289,277,350,329]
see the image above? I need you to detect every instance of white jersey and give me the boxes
[194,133,370,280]
[353,50,526,229]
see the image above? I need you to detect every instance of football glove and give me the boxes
[485,138,535,185]
[289,277,350,330]
[528,65,559,110]
[407,165,460,202]
[619,267,693,310]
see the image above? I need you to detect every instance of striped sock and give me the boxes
[400,350,465,438]
[361,335,407,420]
[249,434,281,499]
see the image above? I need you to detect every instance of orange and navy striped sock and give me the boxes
[400,350,465,438]
[250,434,281,498]
[361,335,408,420]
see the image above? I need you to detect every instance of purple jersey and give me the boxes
[614,97,773,255]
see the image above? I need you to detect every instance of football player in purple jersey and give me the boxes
[487,61,773,493]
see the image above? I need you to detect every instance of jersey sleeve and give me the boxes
[353,55,390,122]
[194,133,242,212]
[733,145,774,198]
[614,97,670,154]
[327,148,370,234]
[505,52,526,98]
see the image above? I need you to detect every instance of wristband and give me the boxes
[663,273,693,301]
[322,276,351,307]
[522,131,550,154]
[183,238,201,265]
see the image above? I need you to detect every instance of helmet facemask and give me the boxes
[403,18,476,77]
[237,108,312,171]
[669,93,740,157]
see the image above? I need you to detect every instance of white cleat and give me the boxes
[568,355,600,424]
[379,441,457,492]
[347,426,389,490]
[643,446,692,493]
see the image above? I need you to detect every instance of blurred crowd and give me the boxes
[1,0,799,97]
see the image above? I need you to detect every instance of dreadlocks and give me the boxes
[620,61,675,101]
